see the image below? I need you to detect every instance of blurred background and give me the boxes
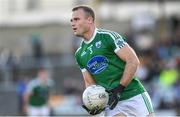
[0,0,180,116]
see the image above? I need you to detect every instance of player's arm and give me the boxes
[82,69,96,88]
[105,33,140,110]
[23,82,34,114]
[81,70,104,115]
[106,44,140,110]
[23,91,32,114]
[23,91,31,106]
[115,44,140,87]
[75,51,96,88]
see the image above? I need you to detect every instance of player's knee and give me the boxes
[147,112,154,117]
[113,113,126,117]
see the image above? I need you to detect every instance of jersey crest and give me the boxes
[115,38,124,47]
[95,41,102,48]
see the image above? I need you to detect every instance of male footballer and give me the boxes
[70,5,154,117]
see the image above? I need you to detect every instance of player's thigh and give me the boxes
[105,92,154,117]
[141,92,154,115]
[147,112,155,117]
[113,113,126,117]
[27,106,40,116]
[113,113,155,117]
[40,105,50,116]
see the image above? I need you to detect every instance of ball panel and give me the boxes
[82,85,109,110]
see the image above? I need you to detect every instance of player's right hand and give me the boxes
[23,105,27,114]
[82,105,104,115]
[106,91,119,110]
[106,84,125,110]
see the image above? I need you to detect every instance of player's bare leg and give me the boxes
[112,112,155,117]
[113,113,126,117]
[147,112,154,117]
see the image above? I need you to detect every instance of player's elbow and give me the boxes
[135,57,140,67]
[128,57,140,68]
[133,57,140,69]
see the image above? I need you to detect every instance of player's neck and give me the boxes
[83,26,95,41]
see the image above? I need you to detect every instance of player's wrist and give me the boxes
[112,84,125,94]
[82,104,104,115]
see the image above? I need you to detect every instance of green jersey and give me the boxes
[26,78,53,106]
[75,28,145,100]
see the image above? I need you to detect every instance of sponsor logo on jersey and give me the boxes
[95,41,102,48]
[87,55,109,74]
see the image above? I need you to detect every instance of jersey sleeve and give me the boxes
[26,80,36,94]
[75,50,86,72]
[105,31,127,53]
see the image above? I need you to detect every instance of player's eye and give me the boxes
[74,18,79,21]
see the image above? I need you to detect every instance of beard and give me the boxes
[74,30,85,38]
[74,32,83,37]
[74,26,89,38]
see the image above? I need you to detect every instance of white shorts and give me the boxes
[104,92,154,117]
[27,105,50,116]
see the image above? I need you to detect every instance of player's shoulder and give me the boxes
[75,42,83,57]
[97,28,112,34]
[27,78,39,89]
[28,79,37,84]
[97,28,118,34]
[97,28,123,39]
[75,47,81,54]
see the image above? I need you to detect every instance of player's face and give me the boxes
[38,70,49,84]
[70,9,90,37]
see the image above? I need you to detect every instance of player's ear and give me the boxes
[87,16,93,24]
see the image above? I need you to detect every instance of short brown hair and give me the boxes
[72,5,95,22]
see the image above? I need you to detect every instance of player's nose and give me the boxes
[70,20,75,26]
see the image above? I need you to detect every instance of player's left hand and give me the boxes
[82,105,105,115]
[106,84,125,110]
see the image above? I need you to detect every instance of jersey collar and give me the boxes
[83,28,97,44]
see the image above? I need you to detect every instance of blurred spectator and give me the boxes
[173,76,180,116]
[159,59,178,87]
[134,33,155,53]
[131,11,156,33]
[170,15,180,33]
[0,48,18,69]
[173,26,180,47]
[23,68,54,117]
[154,59,179,109]
[136,56,149,82]
[0,48,11,67]
[0,48,19,83]
[157,35,173,61]
[31,33,44,66]
[17,77,29,115]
